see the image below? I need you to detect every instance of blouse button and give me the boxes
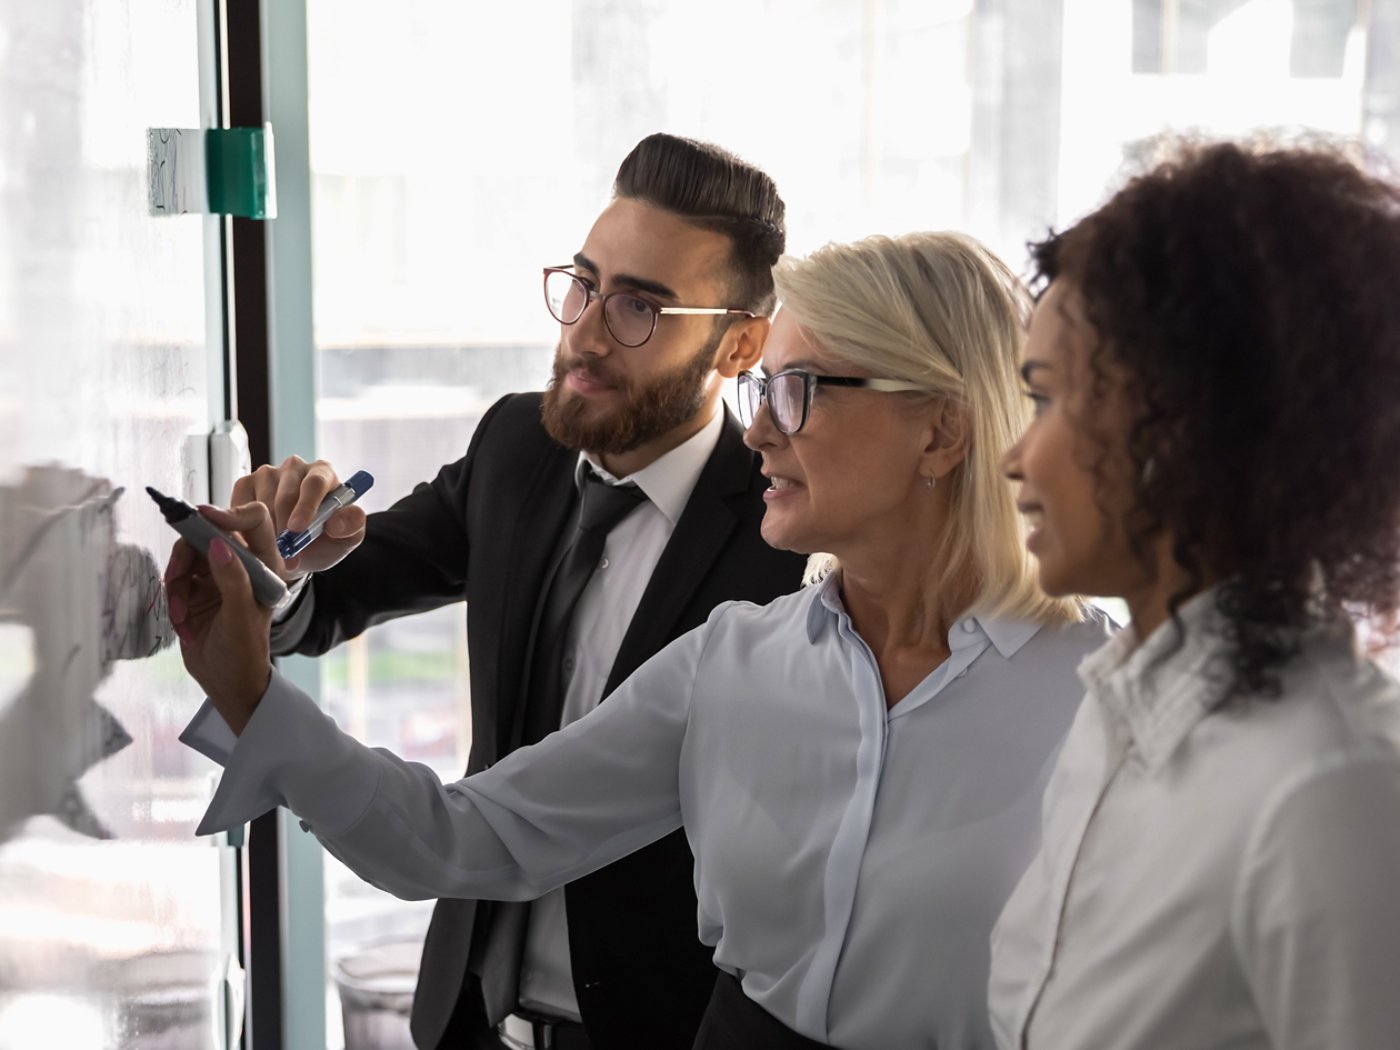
[961,618,978,633]
[600,557,610,569]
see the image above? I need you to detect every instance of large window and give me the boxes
[305,1,1396,1045]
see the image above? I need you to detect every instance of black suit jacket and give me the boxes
[270,392,806,1049]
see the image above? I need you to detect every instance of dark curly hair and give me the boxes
[1031,138,1400,700]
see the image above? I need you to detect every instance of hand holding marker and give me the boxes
[149,470,371,608]
[147,487,289,608]
[276,470,374,560]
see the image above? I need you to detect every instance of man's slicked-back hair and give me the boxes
[614,133,786,316]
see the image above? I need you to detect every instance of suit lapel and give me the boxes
[491,446,578,757]
[603,411,754,695]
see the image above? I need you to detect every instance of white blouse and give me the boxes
[989,592,1400,1049]
[185,578,1109,1049]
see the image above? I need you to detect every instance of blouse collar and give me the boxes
[1077,588,1234,771]
[805,571,1039,660]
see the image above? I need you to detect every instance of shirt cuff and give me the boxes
[179,699,240,766]
[271,572,311,622]
[180,668,382,838]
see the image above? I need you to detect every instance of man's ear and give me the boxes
[921,399,971,479]
[713,316,770,379]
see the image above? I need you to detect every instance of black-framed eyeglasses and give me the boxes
[737,368,927,435]
[544,266,757,348]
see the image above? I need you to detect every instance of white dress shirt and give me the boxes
[518,407,723,1021]
[183,581,1110,1048]
[988,591,1400,1050]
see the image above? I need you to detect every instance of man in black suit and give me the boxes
[242,133,806,1050]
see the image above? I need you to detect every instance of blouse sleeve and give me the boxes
[183,612,721,902]
[1231,748,1400,1050]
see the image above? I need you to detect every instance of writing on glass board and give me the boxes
[0,466,175,844]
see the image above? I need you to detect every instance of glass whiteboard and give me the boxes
[0,0,238,1046]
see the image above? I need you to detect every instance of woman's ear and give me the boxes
[713,316,770,379]
[921,399,971,479]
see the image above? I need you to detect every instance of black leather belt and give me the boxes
[498,1010,593,1050]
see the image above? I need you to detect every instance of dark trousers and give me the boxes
[691,972,831,1050]
[433,977,504,1050]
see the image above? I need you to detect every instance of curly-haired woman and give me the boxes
[994,140,1400,1049]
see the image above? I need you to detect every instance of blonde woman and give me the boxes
[166,232,1110,1049]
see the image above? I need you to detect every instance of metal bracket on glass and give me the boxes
[147,125,277,218]
[220,952,247,1048]
[208,421,253,508]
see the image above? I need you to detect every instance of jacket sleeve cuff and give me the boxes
[268,577,316,653]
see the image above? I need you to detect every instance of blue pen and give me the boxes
[276,470,374,560]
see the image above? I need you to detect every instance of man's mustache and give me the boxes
[554,353,626,391]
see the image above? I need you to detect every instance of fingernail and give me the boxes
[168,594,185,623]
[173,623,192,645]
[210,538,233,566]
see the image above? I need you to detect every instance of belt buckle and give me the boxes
[500,1011,563,1050]
[498,1013,537,1050]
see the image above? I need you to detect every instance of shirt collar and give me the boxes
[576,407,723,527]
[805,571,1041,659]
[806,573,843,641]
[980,617,1041,659]
[1077,588,1233,771]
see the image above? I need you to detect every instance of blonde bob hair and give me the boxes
[776,231,1082,625]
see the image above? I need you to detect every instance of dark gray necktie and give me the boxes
[475,467,648,1025]
[521,468,648,746]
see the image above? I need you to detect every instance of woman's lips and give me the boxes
[763,475,804,502]
[1018,504,1046,551]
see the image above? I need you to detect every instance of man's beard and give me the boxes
[540,331,721,455]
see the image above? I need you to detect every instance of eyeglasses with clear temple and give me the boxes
[737,368,928,435]
[543,267,758,348]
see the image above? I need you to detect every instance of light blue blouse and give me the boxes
[183,577,1111,1049]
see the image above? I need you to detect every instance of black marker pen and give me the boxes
[147,487,289,608]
